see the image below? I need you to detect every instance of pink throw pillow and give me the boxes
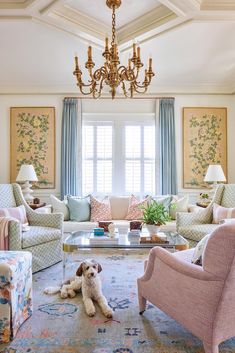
[125,195,150,220]
[0,205,28,224]
[212,203,235,224]
[90,196,112,222]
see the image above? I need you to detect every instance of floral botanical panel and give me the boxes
[10,107,55,189]
[183,107,227,189]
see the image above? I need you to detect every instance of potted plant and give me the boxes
[140,200,171,235]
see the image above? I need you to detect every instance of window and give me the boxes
[82,123,113,195]
[82,115,155,196]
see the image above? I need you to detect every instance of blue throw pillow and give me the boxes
[67,196,90,222]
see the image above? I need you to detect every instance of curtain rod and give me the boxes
[63,96,175,100]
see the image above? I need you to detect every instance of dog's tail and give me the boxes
[44,286,61,295]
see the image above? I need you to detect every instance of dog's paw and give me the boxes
[60,291,68,299]
[104,308,113,319]
[86,308,96,317]
[68,289,76,298]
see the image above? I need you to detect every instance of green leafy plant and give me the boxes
[200,193,209,199]
[140,200,171,226]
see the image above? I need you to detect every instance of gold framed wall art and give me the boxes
[10,107,55,189]
[183,107,227,189]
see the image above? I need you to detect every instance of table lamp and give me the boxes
[204,164,226,188]
[16,164,38,203]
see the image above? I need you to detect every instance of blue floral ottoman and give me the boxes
[0,251,32,343]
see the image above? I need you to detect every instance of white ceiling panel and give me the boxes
[65,0,161,28]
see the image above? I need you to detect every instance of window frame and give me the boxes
[82,113,156,196]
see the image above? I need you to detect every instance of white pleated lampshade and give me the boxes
[16,165,38,182]
[204,165,226,182]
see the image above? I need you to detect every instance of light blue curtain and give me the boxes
[61,98,80,199]
[159,98,178,195]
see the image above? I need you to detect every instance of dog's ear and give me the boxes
[97,263,102,273]
[76,263,84,277]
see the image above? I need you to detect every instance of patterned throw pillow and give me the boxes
[213,203,235,224]
[0,205,28,224]
[125,195,150,220]
[191,233,210,266]
[90,196,112,222]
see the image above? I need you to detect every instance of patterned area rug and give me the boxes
[0,249,234,353]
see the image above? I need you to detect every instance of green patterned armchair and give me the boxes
[0,183,63,272]
[176,184,235,247]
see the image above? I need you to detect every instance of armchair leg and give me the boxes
[138,294,147,315]
[203,341,219,353]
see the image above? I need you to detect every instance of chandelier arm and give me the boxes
[133,85,148,94]
[78,83,97,95]
[117,66,138,82]
[93,66,108,81]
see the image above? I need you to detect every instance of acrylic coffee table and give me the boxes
[62,230,189,279]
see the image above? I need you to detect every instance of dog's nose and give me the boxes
[90,273,94,277]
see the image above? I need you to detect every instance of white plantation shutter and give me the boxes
[82,115,155,196]
[82,123,113,194]
[125,124,155,195]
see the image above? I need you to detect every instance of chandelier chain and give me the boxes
[111,5,116,46]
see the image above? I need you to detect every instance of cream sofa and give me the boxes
[62,195,181,235]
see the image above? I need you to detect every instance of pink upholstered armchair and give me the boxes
[137,222,235,353]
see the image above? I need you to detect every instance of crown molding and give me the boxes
[117,5,177,44]
[201,1,235,11]
[0,0,34,9]
[0,82,233,95]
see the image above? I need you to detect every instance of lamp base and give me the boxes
[21,181,34,203]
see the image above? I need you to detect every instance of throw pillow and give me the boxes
[90,196,112,222]
[151,195,172,212]
[0,205,28,224]
[67,196,91,222]
[191,233,210,266]
[213,203,235,224]
[169,195,189,220]
[125,195,150,220]
[50,195,70,221]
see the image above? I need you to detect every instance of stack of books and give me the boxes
[89,234,119,245]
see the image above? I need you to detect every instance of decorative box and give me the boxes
[98,221,114,232]
[130,220,142,231]
[93,228,105,236]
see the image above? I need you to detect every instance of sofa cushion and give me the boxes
[0,205,28,224]
[68,196,90,222]
[50,195,69,221]
[125,195,150,220]
[90,196,112,221]
[213,203,235,224]
[191,234,210,265]
[109,196,130,220]
[178,224,218,243]
[22,226,61,248]
[170,195,189,220]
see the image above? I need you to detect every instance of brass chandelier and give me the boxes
[73,0,155,99]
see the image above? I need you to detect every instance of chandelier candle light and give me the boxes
[73,0,155,99]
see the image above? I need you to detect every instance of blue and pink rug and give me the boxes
[1,249,234,353]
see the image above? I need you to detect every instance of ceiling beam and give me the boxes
[157,0,201,16]
[117,5,177,44]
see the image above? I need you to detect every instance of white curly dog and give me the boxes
[44,259,113,318]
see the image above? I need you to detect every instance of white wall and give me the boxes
[0,94,234,202]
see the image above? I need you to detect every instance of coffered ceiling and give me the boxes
[0,0,235,94]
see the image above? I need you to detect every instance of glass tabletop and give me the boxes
[63,230,189,252]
